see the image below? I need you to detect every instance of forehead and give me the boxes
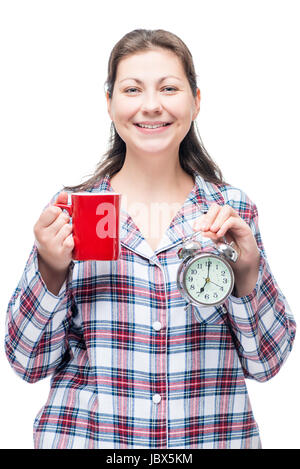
[116,48,186,81]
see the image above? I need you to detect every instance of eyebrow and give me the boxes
[118,75,182,84]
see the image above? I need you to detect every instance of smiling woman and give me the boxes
[106,47,200,165]
[5,28,296,449]
[102,46,204,249]
[62,29,224,192]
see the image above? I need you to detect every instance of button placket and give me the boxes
[148,254,167,446]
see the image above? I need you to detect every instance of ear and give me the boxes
[106,91,112,120]
[192,87,201,121]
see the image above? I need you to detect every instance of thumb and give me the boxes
[55,191,69,205]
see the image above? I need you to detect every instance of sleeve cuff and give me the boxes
[24,244,74,314]
[229,250,265,305]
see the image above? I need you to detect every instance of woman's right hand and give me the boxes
[33,192,74,293]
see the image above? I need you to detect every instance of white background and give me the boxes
[0,0,299,449]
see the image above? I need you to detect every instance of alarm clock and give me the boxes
[177,232,238,307]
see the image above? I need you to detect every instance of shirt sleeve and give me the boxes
[5,191,75,383]
[224,199,296,382]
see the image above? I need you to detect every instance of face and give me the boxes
[106,48,200,158]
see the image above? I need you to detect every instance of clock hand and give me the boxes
[199,277,209,294]
[207,261,211,277]
[198,262,211,295]
[209,280,223,289]
[198,261,214,295]
[202,271,224,290]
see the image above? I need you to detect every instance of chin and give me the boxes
[134,139,178,154]
[137,146,173,155]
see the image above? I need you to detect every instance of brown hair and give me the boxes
[63,29,225,192]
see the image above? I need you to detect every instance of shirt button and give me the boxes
[152,321,162,331]
[152,394,161,404]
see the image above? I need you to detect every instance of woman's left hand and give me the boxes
[193,203,261,297]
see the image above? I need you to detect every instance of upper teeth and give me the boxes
[137,123,169,129]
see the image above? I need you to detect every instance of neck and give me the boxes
[112,147,194,202]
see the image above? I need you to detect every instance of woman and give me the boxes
[5,29,296,449]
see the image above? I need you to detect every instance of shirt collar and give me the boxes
[91,172,224,259]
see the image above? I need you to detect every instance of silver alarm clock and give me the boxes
[177,232,239,307]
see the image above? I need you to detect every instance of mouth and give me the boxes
[134,122,172,129]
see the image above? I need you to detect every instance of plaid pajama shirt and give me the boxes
[5,172,296,449]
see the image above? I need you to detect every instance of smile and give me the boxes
[134,122,172,134]
[135,123,170,129]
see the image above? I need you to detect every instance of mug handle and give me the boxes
[54,203,73,216]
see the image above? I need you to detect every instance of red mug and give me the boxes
[54,192,121,261]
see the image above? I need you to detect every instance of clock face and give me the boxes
[183,254,233,306]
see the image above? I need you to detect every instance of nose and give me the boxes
[141,90,163,113]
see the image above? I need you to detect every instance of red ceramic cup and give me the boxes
[54,192,121,261]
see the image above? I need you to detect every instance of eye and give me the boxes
[124,87,139,94]
[124,86,178,94]
[162,86,177,93]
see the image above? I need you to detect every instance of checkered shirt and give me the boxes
[5,173,296,449]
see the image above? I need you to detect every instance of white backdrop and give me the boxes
[0,0,299,449]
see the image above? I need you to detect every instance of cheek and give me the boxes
[112,98,140,122]
[174,109,194,130]
[166,97,194,121]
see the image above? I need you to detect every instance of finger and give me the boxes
[55,221,73,245]
[214,216,247,238]
[39,205,64,228]
[193,203,221,231]
[210,205,237,233]
[200,230,221,242]
[47,211,70,237]
[62,232,74,250]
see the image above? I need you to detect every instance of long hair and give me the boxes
[63,29,225,192]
